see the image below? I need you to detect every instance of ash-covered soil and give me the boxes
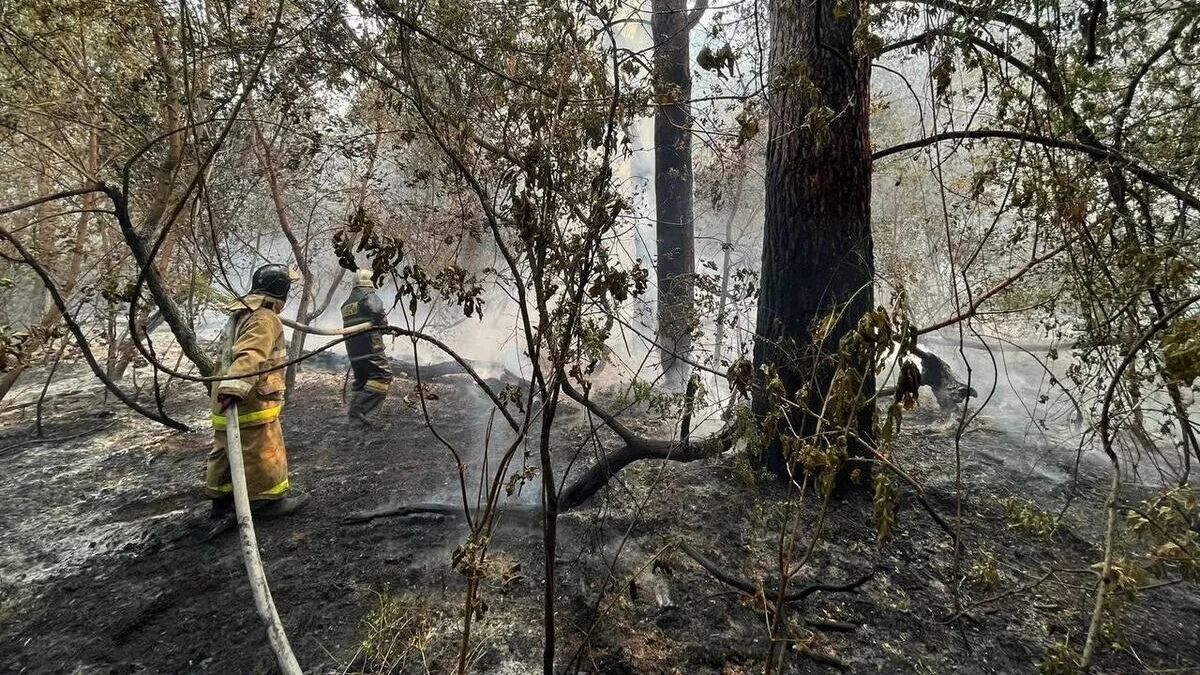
[0,366,1197,674]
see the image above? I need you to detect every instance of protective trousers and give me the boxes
[207,294,290,501]
[342,285,393,424]
[349,358,391,423]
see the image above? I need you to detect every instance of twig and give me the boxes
[796,646,848,670]
[36,339,69,437]
[1082,293,1200,672]
[943,567,1076,623]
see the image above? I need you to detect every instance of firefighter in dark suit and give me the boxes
[341,269,393,425]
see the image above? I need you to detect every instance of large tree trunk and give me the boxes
[752,0,875,484]
[653,0,697,384]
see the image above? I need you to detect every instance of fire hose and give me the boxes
[280,317,371,336]
[219,317,379,672]
[224,403,303,675]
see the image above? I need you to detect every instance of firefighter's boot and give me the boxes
[251,493,310,521]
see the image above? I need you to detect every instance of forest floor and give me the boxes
[0,363,1197,674]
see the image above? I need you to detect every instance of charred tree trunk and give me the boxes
[112,188,215,378]
[752,0,875,485]
[653,0,698,384]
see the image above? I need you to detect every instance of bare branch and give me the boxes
[0,225,188,430]
[873,129,1200,213]
[686,0,709,31]
[678,541,876,603]
[917,239,1071,335]
[0,183,104,216]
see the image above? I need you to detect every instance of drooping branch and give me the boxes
[557,380,738,510]
[107,184,215,377]
[881,28,1056,96]
[873,129,1200,213]
[0,226,188,430]
[877,0,1055,59]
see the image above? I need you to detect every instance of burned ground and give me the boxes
[0,368,1197,674]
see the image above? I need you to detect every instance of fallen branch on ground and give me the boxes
[342,501,464,524]
[797,646,848,670]
[2,387,93,411]
[678,541,876,604]
[804,618,859,633]
[0,421,118,456]
[342,501,542,525]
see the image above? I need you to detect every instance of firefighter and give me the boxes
[341,268,393,426]
[207,263,308,530]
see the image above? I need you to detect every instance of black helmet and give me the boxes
[250,263,291,300]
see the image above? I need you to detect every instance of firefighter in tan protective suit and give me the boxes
[207,263,308,529]
[341,268,393,426]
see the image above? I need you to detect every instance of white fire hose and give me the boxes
[280,317,372,336]
[224,403,303,675]
[217,318,372,673]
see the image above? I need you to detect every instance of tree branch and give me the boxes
[0,226,188,430]
[557,379,738,510]
[686,0,709,31]
[1083,0,1105,66]
[917,239,1071,335]
[678,541,876,603]
[873,129,1200,213]
[0,183,105,216]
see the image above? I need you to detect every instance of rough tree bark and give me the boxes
[653,0,705,384]
[752,0,875,483]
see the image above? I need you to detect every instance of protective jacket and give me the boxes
[206,293,290,500]
[341,286,393,421]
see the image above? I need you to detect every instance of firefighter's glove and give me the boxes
[217,393,241,412]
